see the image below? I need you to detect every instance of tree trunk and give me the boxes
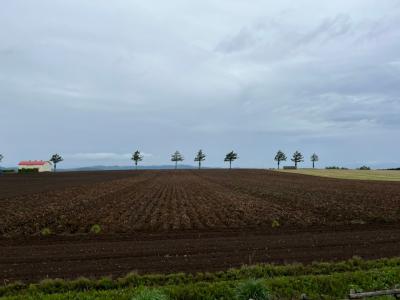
[277,161,280,169]
[229,160,232,169]
[295,161,297,169]
[135,161,138,170]
[175,161,177,169]
[54,163,57,173]
[198,161,201,169]
[312,161,315,169]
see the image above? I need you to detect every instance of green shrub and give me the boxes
[96,277,114,290]
[90,224,102,234]
[133,288,168,300]
[40,228,52,236]
[325,166,349,170]
[358,166,371,170]
[1,169,16,173]
[271,220,280,228]
[18,168,39,173]
[283,166,296,170]
[36,278,66,294]
[236,279,270,300]
[69,277,93,291]
[165,281,235,300]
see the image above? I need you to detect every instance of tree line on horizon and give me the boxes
[0,150,318,171]
[274,150,319,169]
[131,149,318,170]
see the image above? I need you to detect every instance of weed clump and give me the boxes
[90,224,102,234]
[40,227,52,236]
[271,220,280,228]
[132,288,169,300]
[236,279,270,300]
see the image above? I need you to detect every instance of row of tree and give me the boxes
[0,150,319,171]
[132,150,318,170]
[274,150,319,169]
[132,150,239,170]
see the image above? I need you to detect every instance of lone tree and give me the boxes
[274,150,287,169]
[291,151,303,168]
[131,150,143,170]
[310,153,319,169]
[224,151,238,169]
[171,151,184,169]
[194,149,206,169]
[50,154,63,172]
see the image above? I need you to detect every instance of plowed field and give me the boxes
[1,170,400,236]
[1,169,400,283]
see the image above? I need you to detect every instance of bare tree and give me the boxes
[50,154,63,172]
[194,149,206,169]
[274,150,287,169]
[224,151,238,169]
[131,150,143,170]
[171,151,184,169]
[291,151,303,169]
[310,153,319,169]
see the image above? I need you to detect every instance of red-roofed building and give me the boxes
[18,160,53,172]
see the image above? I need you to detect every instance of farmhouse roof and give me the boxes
[18,160,48,166]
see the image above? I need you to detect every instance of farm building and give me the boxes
[18,160,53,172]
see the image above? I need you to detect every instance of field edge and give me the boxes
[2,257,400,299]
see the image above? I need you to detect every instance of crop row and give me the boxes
[1,170,400,236]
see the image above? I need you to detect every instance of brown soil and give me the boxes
[1,170,400,236]
[1,169,400,283]
[1,225,400,283]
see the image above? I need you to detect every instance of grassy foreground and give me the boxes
[279,169,400,181]
[2,257,400,299]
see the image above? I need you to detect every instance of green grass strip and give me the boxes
[2,258,400,299]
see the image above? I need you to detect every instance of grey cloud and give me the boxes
[1,0,400,168]
[297,14,352,45]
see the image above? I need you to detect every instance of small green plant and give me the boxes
[90,224,102,234]
[40,227,52,236]
[348,284,363,293]
[132,288,169,300]
[271,219,280,228]
[236,279,270,300]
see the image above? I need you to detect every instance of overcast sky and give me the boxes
[1,0,400,168]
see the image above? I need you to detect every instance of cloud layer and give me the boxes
[1,0,399,168]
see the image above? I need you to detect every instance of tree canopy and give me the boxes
[274,150,287,169]
[224,151,238,169]
[131,150,144,169]
[194,149,206,169]
[50,154,64,172]
[291,151,304,168]
[171,151,184,169]
[310,153,319,168]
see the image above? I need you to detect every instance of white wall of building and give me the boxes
[18,162,53,172]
